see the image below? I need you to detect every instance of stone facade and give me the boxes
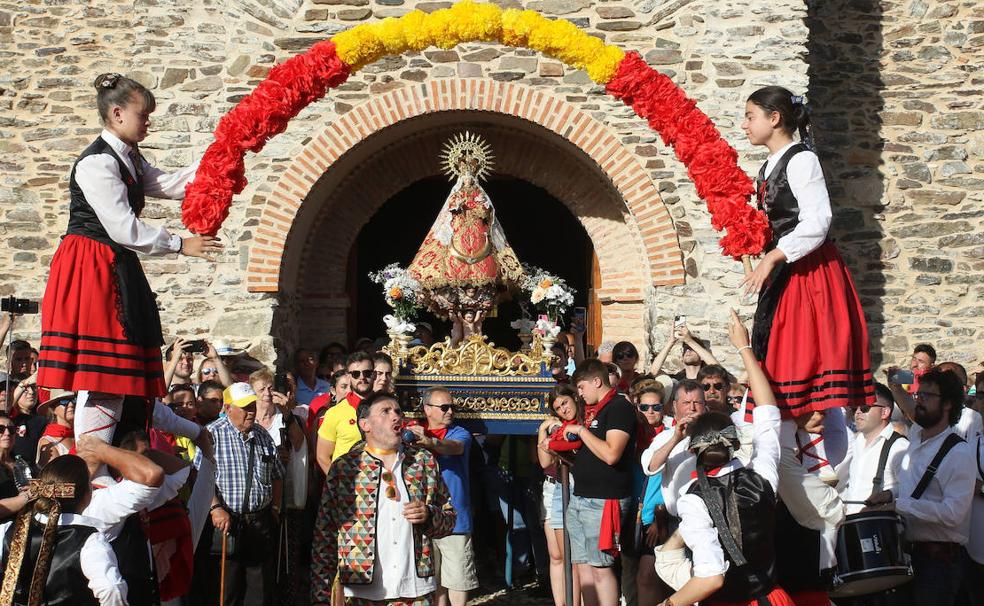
[1,0,980,373]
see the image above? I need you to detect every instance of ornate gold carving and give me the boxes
[397,334,551,376]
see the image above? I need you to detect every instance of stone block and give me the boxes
[881,111,922,126]
[931,112,984,130]
[645,49,683,65]
[180,76,223,92]
[596,6,634,18]
[893,220,972,239]
[304,8,329,18]
[457,63,482,77]
[904,190,965,206]
[527,0,590,15]
[338,7,371,19]
[7,236,50,251]
[909,257,953,273]
[463,49,500,62]
[539,62,563,77]
[424,50,459,63]
[416,1,452,11]
[500,56,537,72]
[274,37,320,50]
[597,20,641,31]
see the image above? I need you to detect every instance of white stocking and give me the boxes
[75,391,124,486]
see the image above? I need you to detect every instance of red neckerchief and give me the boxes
[636,423,657,456]
[424,422,449,441]
[584,389,617,425]
[345,392,363,410]
[548,419,582,452]
[689,466,725,480]
[653,423,668,436]
[41,423,73,439]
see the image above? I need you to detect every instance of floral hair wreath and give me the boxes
[181,1,771,260]
[99,73,122,89]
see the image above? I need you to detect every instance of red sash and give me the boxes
[143,499,194,601]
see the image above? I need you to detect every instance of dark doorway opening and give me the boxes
[354,176,594,349]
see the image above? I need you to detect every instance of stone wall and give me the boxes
[1,0,980,374]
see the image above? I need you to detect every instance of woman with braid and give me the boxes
[0,455,127,606]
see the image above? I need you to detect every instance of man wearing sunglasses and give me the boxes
[836,383,909,516]
[406,387,477,606]
[311,392,456,606]
[316,351,377,474]
[696,365,733,415]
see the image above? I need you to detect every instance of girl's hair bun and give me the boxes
[93,73,123,90]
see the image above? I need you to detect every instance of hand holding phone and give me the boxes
[184,339,208,355]
[888,368,914,385]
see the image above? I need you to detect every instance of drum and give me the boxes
[830,511,912,598]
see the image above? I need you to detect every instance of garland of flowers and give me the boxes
[181,1,769,259]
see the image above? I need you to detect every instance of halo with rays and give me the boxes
[440,131,495,182]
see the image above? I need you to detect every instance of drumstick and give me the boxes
[841,500,870,505]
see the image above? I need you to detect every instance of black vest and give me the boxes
[111,513,161,606]
[66,137,164,348]
[687,468,778,602]
[1,520,101,606]
[750,143,812,359]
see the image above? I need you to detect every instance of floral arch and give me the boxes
[182,1,770,263]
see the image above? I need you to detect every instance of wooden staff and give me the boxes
[742,255,753,276]
[219,532,227,606]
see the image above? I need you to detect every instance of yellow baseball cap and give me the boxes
[223,382,258,408]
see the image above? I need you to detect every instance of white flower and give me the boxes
[531,288,546,305]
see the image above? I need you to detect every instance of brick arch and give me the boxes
[245,79,685,299]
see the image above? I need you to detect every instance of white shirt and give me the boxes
[896,425,977,544]
[761,141,832,263]
[87,478,159,541]
[153,398,203,441]
[967,436,984,564]
[956,407,983,440]
[838,424,909,515]
[676,405,782,578]
[0,513,128,606]
[344,455,437,600]
[642,419,754,517]
[74,129,199,256]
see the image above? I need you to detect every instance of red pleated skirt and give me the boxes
[37,235,165,398]
[763,242,875,417]
[708,586,798,606]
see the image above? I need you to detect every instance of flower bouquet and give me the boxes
[521,264,576,322]
[369,263,422,334]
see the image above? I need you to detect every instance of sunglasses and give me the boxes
[381,470,400,501]
[349,370,376,379]
[726,395,742,405]
[426,403,454,413]
[0,426,14,435]
[702,382,725,391]
[201,368,218,375]
[857,404,885,413]
[638,404,663,412]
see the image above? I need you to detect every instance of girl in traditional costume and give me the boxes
[37,74,221,452]
[657,311,792,606]
[739,86,873,473]
[0,455,126,606]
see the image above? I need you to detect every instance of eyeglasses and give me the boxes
[0,426,14,435]
[349,370,376,379]
[702,382,725,392]
[638,404,662,412]
[381,470,400,501]
[615,352,637,360]
[425,403,454,413]
[913,391,940,402]
[857,404,885,413]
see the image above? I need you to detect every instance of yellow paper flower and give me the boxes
[333,1,623,84]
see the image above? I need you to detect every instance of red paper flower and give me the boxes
[606,52,768,259]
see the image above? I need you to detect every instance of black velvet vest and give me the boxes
[750,143,811,360]
[1,521,101,606]
[67,137,164,348]
[687,468,778,602]
[111,513,161,606]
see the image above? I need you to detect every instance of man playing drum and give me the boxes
[872,368,978,606]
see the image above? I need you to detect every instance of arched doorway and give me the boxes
[247,80,686,358]
[353,176,595,349]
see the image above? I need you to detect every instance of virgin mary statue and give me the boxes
[409,132,524,329]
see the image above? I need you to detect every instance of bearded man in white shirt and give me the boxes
[874,368,977,606]
[837,382,908,516]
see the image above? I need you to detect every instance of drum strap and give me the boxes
[872,432,905,491]
[910,433,964,500]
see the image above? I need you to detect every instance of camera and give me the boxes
[274,373,290,395]
[183,339,208,354]
[888,369,915,385]
[1,297,38,315]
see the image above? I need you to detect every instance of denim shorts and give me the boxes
[549,476,574,530]
[566,495,631,567]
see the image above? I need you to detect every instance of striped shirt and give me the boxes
[195,416,284,513]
